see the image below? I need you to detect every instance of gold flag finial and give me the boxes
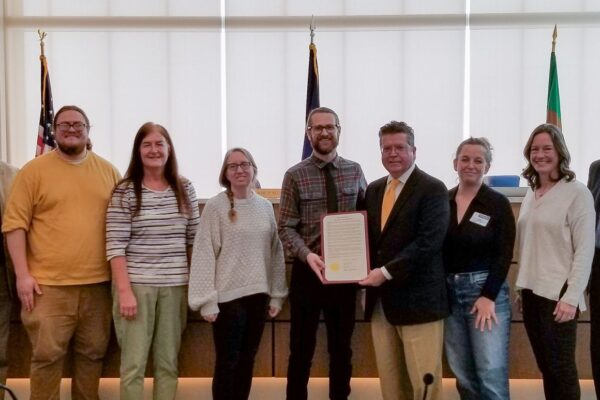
[551,24,557,53]
[38,29,47,56]
[310,15,316,45]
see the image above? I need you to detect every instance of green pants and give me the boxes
[113,284,187,400]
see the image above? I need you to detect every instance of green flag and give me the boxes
[546,27,561,128]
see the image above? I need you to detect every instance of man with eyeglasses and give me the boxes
[2,105,120,400]
[359,121,449,400]
[279,107,367,400]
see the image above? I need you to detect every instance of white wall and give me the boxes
[2,1,600,196]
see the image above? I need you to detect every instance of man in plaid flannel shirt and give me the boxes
[279,107,367,400]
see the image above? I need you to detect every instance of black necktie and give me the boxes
[324,163,338,213]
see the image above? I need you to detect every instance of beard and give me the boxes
[312,136,338,156]
[56,140,86,156]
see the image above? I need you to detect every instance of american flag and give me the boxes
[36,54,55,156]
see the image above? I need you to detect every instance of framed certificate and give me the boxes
[320,211,370,284]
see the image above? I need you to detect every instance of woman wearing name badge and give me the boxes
[516,124,595,400]
[443,137,515,400]
[188,147,288,400]
[106,122,200,399]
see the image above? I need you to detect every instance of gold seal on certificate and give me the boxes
[320,211,370,283]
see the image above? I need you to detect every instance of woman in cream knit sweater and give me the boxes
[516,123,595,400]
[189,147,288,400]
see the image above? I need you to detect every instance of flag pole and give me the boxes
[310,15,315,45]
[38,29,47,56]
[38,30,48,106]
[546,24,561,128]
[309,16,318,76]
[302,16,320,159]
[35,29,56,157]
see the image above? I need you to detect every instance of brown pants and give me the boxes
[21,283,111,400]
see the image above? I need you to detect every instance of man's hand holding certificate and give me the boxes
[321,211,370,283]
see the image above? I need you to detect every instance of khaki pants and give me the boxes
[371,300,444,400]
[21,283,112,400]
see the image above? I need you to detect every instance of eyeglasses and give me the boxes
[226,161,253,172]
[56,122,87,132]
[308,124,338,134]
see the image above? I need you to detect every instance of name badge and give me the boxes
[470,212,490,227]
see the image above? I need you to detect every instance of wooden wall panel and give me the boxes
[6,199,595,380]
[273,322,378,378]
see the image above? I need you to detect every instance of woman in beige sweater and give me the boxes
[189,147,287,400]
[516,123,595,400]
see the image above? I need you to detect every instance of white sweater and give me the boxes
[516,178,595,310]
[188,191,288,316]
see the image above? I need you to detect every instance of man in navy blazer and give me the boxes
[588,159,600,399]
[360,121,449,400]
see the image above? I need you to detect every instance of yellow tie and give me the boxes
[381,178,400,230]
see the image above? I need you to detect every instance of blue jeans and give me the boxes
[444,271,511,400]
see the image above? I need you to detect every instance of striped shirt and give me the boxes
[278,154,367,263]
[106,180,200,286]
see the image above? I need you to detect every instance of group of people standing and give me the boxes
[0,103,596,400]
[0,105,286,400]
[279,108,598,400]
